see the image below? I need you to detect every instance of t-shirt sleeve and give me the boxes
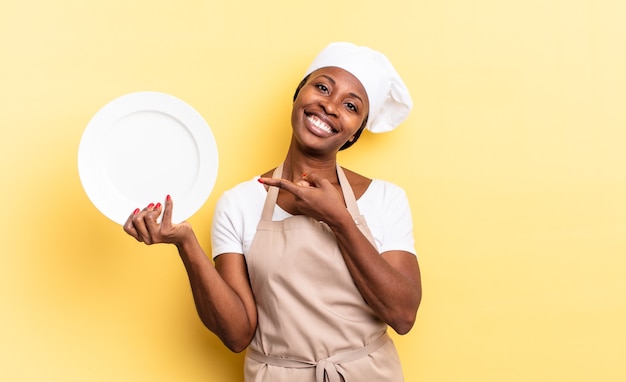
[385,185,416,255]
[369,182,417,256]
[211,190,245,258]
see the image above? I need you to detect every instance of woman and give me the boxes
[124,42,422,381]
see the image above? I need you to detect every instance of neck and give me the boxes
[282,148,339,184]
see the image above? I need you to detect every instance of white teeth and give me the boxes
[307,115,334,134]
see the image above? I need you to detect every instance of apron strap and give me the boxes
[246,333,391,382]
[260,163,284,221]
[260,162,361,222]
[335,164,361,222]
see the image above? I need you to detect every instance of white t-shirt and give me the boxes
[211,176,416,259]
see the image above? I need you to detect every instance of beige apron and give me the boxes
[244,163,404,382]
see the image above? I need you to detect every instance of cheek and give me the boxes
[345,114,366,133]
[290,107,298,125]
[290,100,305,128]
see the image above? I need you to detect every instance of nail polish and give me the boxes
[257,178,264,184]
[133,208,140,215]
[166,194,171,201]
[155,203,161,209]
[147,203,155,209]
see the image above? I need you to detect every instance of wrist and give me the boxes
[326,207,355,231]
[175,228,199,253]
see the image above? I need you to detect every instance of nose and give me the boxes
[319,95,340,116]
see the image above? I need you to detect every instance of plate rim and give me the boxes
[78,91,218,225]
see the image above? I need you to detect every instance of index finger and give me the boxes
[259,177,301,196]
[123,208,142,241]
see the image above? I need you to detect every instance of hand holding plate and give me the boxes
[123,195,193,246]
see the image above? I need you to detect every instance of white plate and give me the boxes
[78,91,218,225]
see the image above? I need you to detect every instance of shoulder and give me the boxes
[359,179,416,256]
[211,176,266,257]
[215,176,266,213]
[340,166,406,200]
[360,178,409,207]
[341,167,372,199]
[366,178,408,197]
[221,176,264,198]
[340,166,409,203]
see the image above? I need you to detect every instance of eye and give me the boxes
[345,102,358,112]
[316,84,329,93]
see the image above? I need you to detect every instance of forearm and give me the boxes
[328,212,421,334]
[176,235,255,352]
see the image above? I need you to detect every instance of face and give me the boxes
[291,66,369,154]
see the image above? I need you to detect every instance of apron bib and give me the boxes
[244,163,404,382]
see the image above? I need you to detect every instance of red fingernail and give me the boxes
[166,194,171,201]
[155,203,161,209]
[147,203,154,209]
[133,208,140,215]
[301,173,307,177]
[257,178,264,184]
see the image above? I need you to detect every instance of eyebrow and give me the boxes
[320,74,365,105]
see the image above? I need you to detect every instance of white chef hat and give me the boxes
[304,42,413,133]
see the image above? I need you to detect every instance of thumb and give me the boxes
[161,194,174,228]
[294,179,312,187]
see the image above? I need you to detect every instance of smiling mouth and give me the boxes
[307,114,337,134]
